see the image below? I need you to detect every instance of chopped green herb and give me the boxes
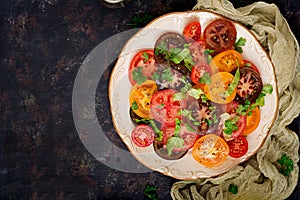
[234,37,246,53]
[277,154,294,176]
[128,13,154,28]
[174,118,181,137]
[224,67,240,97]
[173,92,185,101]
[131,101,138,110]
[229,184,238,194]
[132,67,146,84]
[199,72,212,84]
[142,52,149,62]
[161,67,173,82]
[166,137,184,155]
[152,72,160,80]
[204,49,214,63]
[144,184,158,200]
[262,84,273,94]
[224,116,239,135]
[187,88,204,99]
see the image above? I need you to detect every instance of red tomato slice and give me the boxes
[188,40,208,64]
[183,22,201,42]
[204,19,237,54]
[243,60,260,74]
[131,124,154,147]
[227,136,248,158]
[150,89,185,127]
[128,50,157,85]
[231,115,246,138]
[190,63,212,85]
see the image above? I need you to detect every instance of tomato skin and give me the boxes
[243,106,260,135]
[129,50,157,85]
[188,40,208,64]
[204,19,237,54]
[243,60,260,74]
[227,136,248,158]
[183,22,201,42]
[231,115,246,138]
[131,124,155,147]
[210,50,244,73]
[150,89,186,127]
[192,134,229,167]
[190,63,212,85]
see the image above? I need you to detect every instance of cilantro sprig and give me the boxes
[132,67,146,84]
[144,184,158,200]
[234,37,246,53]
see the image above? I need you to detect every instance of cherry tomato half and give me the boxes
[210,50,244,73]
[129,50,157,85]
[227,136,248,158]
[183,22,201,43]
[150,89,185,127]
[129,80,157,119]
[204,19,237,54]
[192,134,229,167]
[131,124,155,147]
[190,63,212,86]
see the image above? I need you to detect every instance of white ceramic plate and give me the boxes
[109,11,278,179]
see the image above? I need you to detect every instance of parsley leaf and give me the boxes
[131,101,138,110]
[161,67,173,82]
[234,37,246,53]
[229,184,238,194]
[132,67,146,84]
[144,184,158,200]
[142,52,149,62]
[277,154,294,176]
[223,116,239,135]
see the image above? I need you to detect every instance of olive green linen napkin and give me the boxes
[171,0,300,199]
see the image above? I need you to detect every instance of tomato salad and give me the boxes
[128,18,273,167]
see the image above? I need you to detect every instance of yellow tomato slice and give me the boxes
[129,80,157,119]
[203,72,236,104]
[210,50,244,73]
[243,106,260,135]
[192,134,229,167]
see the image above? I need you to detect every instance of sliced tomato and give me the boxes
[183,22,201,42]
[203,72,236,104]
[204,19,237,54]
[192,134,229,167]
[235,67,263,104]
[210,50,244,73]
[188,40,208,64]
[231,115,246,138]
[150,89,185,127]
[129,80,157,119]
[243,60,260,74]
[227,136,248,158]
[190,63,212,86]
[129,50,157,85]
[131,124,154,147]
[243,106,260,135]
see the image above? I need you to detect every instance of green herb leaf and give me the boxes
[152,72,160,80]
[132,67,146,84]
[229,184,238,194]
[277,154,294,176]
[131,101,138,110]
[199,72,212,84]
[234,37,246,53]
[224,116,239,135]
[262,84,273,94]
[144,184,158,200]
[161,67,173,82]
[142,52,149,62]
[224,68,240,97]
[166,137,184,155]
[174,118,181,137]
[188,88,203,99]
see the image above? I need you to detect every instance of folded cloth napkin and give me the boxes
[171,0,300,199]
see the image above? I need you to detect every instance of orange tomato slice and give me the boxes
[129,80,157,119]
[192,134,229,167]
[203,72,236,104]
[243,106,260,135]
[210,50,244,73]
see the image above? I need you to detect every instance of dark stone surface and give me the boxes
[0,0,299,199]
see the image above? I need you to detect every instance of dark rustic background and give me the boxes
[1,0,299,199]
